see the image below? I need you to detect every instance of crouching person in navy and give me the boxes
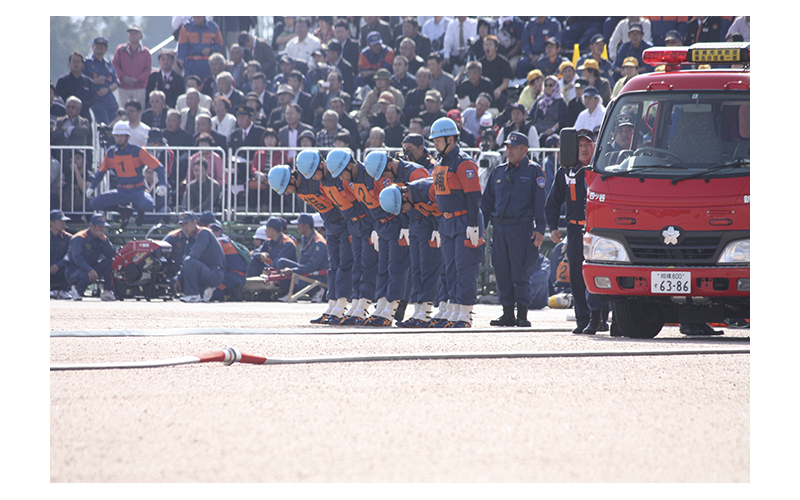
[481,131,547,327]
[66,214,117,301]
[175,211,225,302]
[273,213,329,302]
[51,210,73,299]
[209,221,249,302]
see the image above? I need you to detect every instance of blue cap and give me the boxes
[367,31,382,45]
[178,212,197,224]
[582,86,600,98]
[265,216,283,232]
[364,150,389,179]
[325,148,352,178]
[93,36,109,46]
[199,211,216,226]
[50,209,70,221]
[297,213,314,226]
[90,214,110,227]
[503,131,529,147]
[209,221,223,232]
[379,184,403,216]
[402,133,424,146]
[295,150,321,179]
[268,165,293,194]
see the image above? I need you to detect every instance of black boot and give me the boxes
[598,306,610,332]
[490,305,516,326]
[394,300,409,322]
[516,303,531,327]
[580,310,602,335]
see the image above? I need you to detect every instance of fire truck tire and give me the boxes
[613,300,664,339]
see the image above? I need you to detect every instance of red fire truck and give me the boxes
[560,42,750,338]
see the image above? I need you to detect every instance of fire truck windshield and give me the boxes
[594,91,750,179]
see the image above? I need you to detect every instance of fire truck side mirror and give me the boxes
[559,128,578,169]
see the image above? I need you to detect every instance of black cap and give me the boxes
[50,209,70,221]
[576,129,595,141]
[402,133,424,146]
[148,128,164,143]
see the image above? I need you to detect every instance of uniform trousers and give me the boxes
[566,223,590,327]
[91,187,155,213]
[347,217,378,301]
[324,216,352,301]
[375,217,410,302]
[182,257,224,296]
[408,217,441,304]
[438,212,484,306]
[491,220,539,307]
[67,258,113,294]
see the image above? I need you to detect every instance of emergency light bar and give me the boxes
[643,42,750,67]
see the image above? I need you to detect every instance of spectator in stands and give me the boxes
[210,95,236,142]
[529,75,566,146]
[146,50,185,109]
[383,104,408,147]
[365,127,386,149]
[66,214,117,301]
[313,16,336,46]
[418,89,447,130]
[330,97,360,151]
[536,37,568,78]
[248,127,284,195]
[613,23,653,80]
[426,52,456,111]
[333,19,361,71]
[271,16,297,55]
[479,35,512,111]
[447,109,475,148]
[402,67,431,125]
[50,156,64,210]
[608,17,652,61]
[238,31,277,81]
[51,83,67,129]
[194,112,227,152]
[227,44,248,89]
[461,92,492,138]
[367,91,394,130]
[298,129,316,149]
[356,31,395,90]
[399,37,426,77]
[573,87,605,133]
[358,68,405,134]
[51,96,92,148]
[612,57,639,99]
[123,100,150,148]
[176,75,211,112]
[214,71,244,112]
[360,17,393,49]
[421,16,450,56]
[180,89,203,136]
[246,72,273,117]
[279,103,313,161]
[518,69,544,112]
[61,150,93,213]
[316,110,342,148]
[324,41,356,95]
[391,55,417,97]
[576,34,615,84]
[726,16,750,42]
[497,102,539,154]
[684,16,731,45]
[266,84,294,130]
[286,17,321,67]
[113,25,151,108]
[181,157,221,213]
[305,49,330,94]
[395,18,431,61]
[648,16,689,47]
[50,210,73,299]
[55,52,95,122]
[145,129,174,205]
[408,117,428,142]
[559,61,578,103]
[285,70,314,126]
[230,104,266,152]
[565,78,588,128]
[496,16,525,68]
[560,16,604,53]
[456,60,494,109]
[200,53,226,98]
[163,109,193,147]
[578,59,612,106]
[517,16,563,79]
[176,17,223,85]
[83,36,119,126]
[311,70,352,129]
[443,16,477,79]
[142,90,168,130]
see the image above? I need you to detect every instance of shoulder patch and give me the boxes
[465,169,475,179]
[537,177,546,188]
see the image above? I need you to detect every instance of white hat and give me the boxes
[479,112,493,128]
[254,225,267,240]
[112,122,132,136]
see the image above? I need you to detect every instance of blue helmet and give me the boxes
[429,117,459,139]
[379,183,403,216]
[267,165,292,195]
[364,150,389,179]
[295,150,321,179]
[326,148,352,178]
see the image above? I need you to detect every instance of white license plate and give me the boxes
[651,271,691,294]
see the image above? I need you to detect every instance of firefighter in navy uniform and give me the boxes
[481,131,547,327]
[50,210,73,299]
[545,128,602,334]
[401,133,436,173]
[429,117,485,328]
[66,214,117,301]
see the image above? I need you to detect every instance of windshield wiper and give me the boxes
[600,165,686,181]
[670,159,750,184]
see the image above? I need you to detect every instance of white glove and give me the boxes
[371,230,379,252]
[155,185,168,197]
[399,228,410,246]
[466,226,480,247]
[85,187,95,198]
[430,230,441,248]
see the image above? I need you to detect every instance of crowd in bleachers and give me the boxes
[50,16,749,220]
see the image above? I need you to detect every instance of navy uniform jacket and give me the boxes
[218,234,249,284]
[66,229,116,275]
[51,229,73,269]
[292,230,329,275]
[482,156,547,235]
[164,228,194,274]
[184,226,225,270]
[545,163,588,231]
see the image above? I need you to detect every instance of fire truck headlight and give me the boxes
[717,239,750,264]
[583,233,630,263]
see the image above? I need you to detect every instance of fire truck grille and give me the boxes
[625,233,721,264]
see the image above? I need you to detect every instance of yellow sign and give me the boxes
[690,48,742,62]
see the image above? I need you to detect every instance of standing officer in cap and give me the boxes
[176,17,224,86]
[175,211,225,303]
[482,131,546,327]
[83,36,119,125]
[50,210,73,299]
[66,214,117,301]
[429,117,485,327]
[87,121,168,228]
[546,128,597,334]
[272,159,354,324]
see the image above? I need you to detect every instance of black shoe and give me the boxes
[581,310,602,335]
[680,323,724,336]
[516,303,531,327]
[490,305,516,326]
[572,324,589,334]
[135,209,145,226]
[394,300,408,322]
[597,321,610,332]
[119,208,133,230]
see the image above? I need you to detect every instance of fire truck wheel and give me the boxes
[613,299,664,339]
